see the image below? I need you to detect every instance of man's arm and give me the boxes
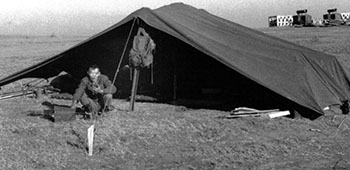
[71,78,88,108]
[101,75,116,94]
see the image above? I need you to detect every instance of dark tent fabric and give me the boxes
[1,3,350,115]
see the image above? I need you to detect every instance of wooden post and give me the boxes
[87,125,95,156]
[129,68,140,111]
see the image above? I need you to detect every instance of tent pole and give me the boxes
[129,67,140,111]
[101,17,136,114]
[111,17,136,84]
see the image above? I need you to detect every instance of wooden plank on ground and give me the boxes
[231,109,280,115]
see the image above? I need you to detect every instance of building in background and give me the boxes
[292,9,313,27]
[268,9,312,27]
[323,8,345,26]
[269,8,350,27]
[268,15,293,27]
[341,12,350,22]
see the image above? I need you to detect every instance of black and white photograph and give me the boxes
[1,0,350,169]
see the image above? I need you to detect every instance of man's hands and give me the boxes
[92,86,104,94]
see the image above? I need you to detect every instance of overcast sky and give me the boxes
[1,0,349,36]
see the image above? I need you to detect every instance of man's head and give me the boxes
[87,64,100,80]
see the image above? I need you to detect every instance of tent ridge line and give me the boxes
[142,9,216,58]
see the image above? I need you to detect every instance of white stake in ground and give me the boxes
[87,125,95,156]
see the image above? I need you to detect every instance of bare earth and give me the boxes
[1,27,350,170]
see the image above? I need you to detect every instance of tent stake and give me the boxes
[129,68,140,111]
[87,125,95,156]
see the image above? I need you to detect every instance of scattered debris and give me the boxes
[127,95,157,102]
[232,107,279,114]
[0,84,59,101]
[323,106,330,111]
[175,106,188,112]
[220,107,290,119]
[50,93,73,100]
[309,128,322,132]
[268,111,291,118]
[338,115,348,129]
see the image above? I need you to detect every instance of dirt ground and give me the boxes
[1,27,350,169]
[0,95,350,170]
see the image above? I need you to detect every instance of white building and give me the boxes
[341,12,350,21]
[268,15,294,27]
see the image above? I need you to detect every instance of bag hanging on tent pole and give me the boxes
[128,27,156,111]
[128,28,156,68]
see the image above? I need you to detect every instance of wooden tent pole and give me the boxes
[129,67,140,111]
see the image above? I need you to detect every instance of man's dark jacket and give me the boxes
[73,74,116,101]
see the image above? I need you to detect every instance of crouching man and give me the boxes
[70,64,116,117]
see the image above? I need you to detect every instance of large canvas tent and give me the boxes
[1,3,350,116]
